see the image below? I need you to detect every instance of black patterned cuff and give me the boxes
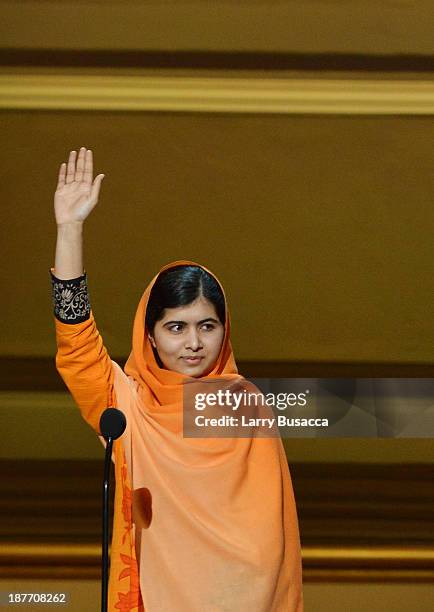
[50,269,91,323]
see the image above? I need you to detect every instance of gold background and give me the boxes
[2,111,434,361]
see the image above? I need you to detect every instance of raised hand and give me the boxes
[54,147,105,226]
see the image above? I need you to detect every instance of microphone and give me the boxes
[99,407,126,612]
[100,407,126,440]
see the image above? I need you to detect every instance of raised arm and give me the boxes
[51,147,113,434]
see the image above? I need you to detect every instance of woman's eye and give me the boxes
[167,323,215,332]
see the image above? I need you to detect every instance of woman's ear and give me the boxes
[148,332,156,348]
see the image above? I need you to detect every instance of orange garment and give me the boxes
[52,260,303,611]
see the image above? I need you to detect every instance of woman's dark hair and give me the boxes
[145,265,226,335]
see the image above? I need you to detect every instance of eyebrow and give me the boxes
[163,317,220,327]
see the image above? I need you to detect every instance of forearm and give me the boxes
[54,222,84,279]
[54,312,116,433]
[50,267,114,433]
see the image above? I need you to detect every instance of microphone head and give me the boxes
[99,408,127,440]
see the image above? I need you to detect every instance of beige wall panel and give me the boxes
[2,391,434,461]
[2,110,434,362]
[1,579,434,612]
[304,582,434,612]
[1,1,434,55]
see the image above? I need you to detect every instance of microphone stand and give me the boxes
[99,407,126,612]
[101,435,114,612]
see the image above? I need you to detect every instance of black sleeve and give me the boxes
[50,269,91,324]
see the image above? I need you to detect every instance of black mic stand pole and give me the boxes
[102,435,114,612]
[99,408,127,612]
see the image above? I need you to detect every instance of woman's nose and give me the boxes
[185,328,202,350]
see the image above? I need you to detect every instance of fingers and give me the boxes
[75,147,86,182]
[56,162,66,190]
[66,150,77,184]
[62,147,93,185]
[83,149,93,185]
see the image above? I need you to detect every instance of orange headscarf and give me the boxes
[108,259,303,611]
[124,259,238,392]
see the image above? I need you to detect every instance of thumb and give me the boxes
[91,173,105,201]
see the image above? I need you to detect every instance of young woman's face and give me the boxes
[148,295,225,377]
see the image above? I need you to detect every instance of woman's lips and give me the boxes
[181,356,204,365]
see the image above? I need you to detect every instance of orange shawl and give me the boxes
[53,259,303,611]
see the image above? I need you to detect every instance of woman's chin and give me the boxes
[182,365,208,378]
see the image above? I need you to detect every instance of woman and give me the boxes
[51,147,304,611]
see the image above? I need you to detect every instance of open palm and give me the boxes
[54,147,105,225]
